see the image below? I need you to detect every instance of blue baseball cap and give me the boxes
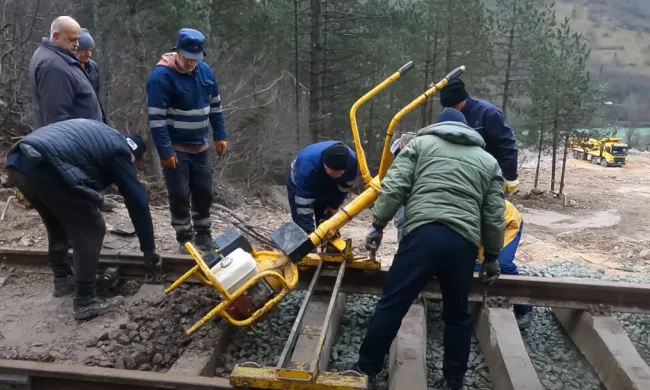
[174,28,206,60]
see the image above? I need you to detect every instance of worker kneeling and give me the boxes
[349,108,505,390]
[476,200,533,329]
[286,141,358,233]
[5,119,161,320]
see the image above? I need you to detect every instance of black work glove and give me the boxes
[479,253,501,285]
[143,250,162,272]
[365,225,384,253]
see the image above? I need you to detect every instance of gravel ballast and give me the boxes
[521,259,650,369]
[214,257,648,389]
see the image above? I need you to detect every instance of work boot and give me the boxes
[439,377,464,390]
[99,197,118,212]
[516,311,533,330]
[53,275,75,297]
[176,231,194,254]
[343,362,378,390]
[194,233,216,254]
[73,295,125,320]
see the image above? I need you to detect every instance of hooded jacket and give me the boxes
[372,120,506,255]
[477,200,522,262]
[146,52,227,160]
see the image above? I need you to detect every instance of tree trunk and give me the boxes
[534,108,545,188]
[421,31,431,126]
[444,0,453,73]
[501,0,518,120]
[309,0,324,143]
[294,0,300,146]
[428,12,440,124]
[559,131,570,194]
[550,115,559,192]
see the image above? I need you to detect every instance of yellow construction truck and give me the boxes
[570,136,629,167]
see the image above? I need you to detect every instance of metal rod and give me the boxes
[276,260,324,369]
[309,260,346,374]
[0,359,233,389]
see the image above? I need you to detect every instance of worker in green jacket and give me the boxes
[347,108,505,390]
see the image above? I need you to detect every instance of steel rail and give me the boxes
[2,247,650,314]
[0,359,233,390]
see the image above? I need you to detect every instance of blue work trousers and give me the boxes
[162,150,213,243]
[475,223,531,315]
[358,222,477,381]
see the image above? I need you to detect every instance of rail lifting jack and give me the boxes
[164,61,466,389]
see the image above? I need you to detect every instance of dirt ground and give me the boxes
[0,150,649,366]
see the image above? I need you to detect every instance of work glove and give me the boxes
[365,226,384,254]
[504,179,519,195]
[324,207,338,218]
[160,155,177,169]
[215,140,228,156]
[143,250,162,272]
[479,254,501,285]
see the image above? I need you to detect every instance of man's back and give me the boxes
[9,119,130,202]
[374,118,505,254]
[29,40,102,128]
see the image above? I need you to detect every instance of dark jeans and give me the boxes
[358,223,477,381]
[162,150,213,243]
[474,223,531,315]
[7,168,105,298]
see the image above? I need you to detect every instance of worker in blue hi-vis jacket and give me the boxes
[286,141,358,234]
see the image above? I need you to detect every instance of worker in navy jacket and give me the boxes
[439,78,519,194]
[147,28,227,252]
[5,119,160,320]
[286,141,358,234]
[77,28,101,98]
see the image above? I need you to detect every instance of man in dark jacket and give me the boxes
[439,78,519,194]
[29,16,103,128]
[286,141,358,234]
[349,109,504,390]
[77,28,101,97]
[147,28,227,253]
[5,119,161,320]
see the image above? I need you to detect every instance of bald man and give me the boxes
[29,16,104,128]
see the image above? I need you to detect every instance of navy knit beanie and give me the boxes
[440,78,469,108]
[436,108,468,125]
[78,28,95,50]
[322,143,350,171]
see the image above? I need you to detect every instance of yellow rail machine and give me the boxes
[165,62,466,389]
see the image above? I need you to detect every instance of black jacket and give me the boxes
[84,59,101,96]
[29,40,104,128]
[6,119,155,251]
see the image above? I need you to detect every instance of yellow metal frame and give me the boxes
[164,242,298,335]
[164,62,467,348]
[231,364,366,390]
[229,65,468,389]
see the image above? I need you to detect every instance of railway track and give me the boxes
[1,247,650,389]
